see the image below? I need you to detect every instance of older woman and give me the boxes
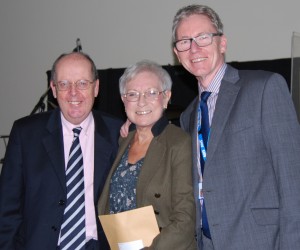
[98,60,196,249]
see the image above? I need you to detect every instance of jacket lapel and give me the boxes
[136,135,166,205]
[93,131,116,202]
[42,109,66,192]
[189,99,200,159]
[101,133,133,212]
[93,113,117,202]
[206,66,241,166]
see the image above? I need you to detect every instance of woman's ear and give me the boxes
[163,90,172,109]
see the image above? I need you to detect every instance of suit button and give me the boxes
[59,200,65,205]
[154,210,160,215]
[154,193,161,198]
[52,226,57,231]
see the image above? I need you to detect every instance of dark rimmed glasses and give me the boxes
[174,32,223,52]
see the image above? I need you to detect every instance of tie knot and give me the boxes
[72,127,82,138]
[201,91,211,103]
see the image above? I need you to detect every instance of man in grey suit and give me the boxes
[172,4,300,250]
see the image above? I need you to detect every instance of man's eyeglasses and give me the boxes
[122,89,166,102]
[174,32,223,52]
[54,79,94,91]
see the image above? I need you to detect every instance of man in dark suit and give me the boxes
[0,52,122,249]
[172,4,300,250]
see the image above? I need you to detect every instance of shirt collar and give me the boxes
[61,112,93,136]
[199,63,227,96]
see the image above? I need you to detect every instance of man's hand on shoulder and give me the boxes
[120,119,131,138]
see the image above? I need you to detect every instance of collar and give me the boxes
[199,63,227,96]
[61,112,93,136]
[129,115,169,137]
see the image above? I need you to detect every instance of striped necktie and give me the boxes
[199,91,211,239]
[60,127,86,249]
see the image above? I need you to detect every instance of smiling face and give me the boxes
[174,14,227,88]
[122,71,171,130]
[50,54,99,125]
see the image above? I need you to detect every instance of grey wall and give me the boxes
[1,0,300,160]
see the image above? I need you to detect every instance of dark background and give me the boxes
[47,58,292,124]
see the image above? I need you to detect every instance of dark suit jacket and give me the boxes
[180,65,300,250]
[0,108,122,250]
[98,117,197,250]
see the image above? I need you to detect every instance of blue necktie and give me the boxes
[199,91,211,239]
[60,127,86,250]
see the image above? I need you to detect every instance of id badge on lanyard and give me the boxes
[197,100,209,203]
[198,134,207,204]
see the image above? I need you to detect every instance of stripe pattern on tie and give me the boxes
[60,127,86,250]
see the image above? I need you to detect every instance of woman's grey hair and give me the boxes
[172,4,224,43]
[119,60,172,95]
[50,51,98,82]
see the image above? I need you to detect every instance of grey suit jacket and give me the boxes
[0,108,122,250]
[180,65,300,250]
[98,117,197,250]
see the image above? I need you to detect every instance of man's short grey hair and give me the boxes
[172,4,224,43]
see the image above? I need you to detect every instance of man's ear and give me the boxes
[220,34,227,54]
[173,47,181,63]
[50,81,57,98]
[94,79,100,97]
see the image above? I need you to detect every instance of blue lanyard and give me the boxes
[198,133,207,162]
[197,105,210,162]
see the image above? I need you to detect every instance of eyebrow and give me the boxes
[177,32,213,39]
